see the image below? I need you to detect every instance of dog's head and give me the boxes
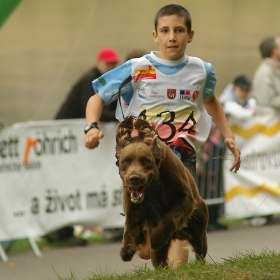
[115,115,163,204]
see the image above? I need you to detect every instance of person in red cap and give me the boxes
[55,48,119,120]
[46,48,119,247]
[97,48,119,63]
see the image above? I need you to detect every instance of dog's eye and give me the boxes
[141,158,151,164]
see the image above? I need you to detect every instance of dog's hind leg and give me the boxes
[187,210,208,261]
[191,231,208,261]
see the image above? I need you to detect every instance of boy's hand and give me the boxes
[224,137,241,173]
[84,128,104,149]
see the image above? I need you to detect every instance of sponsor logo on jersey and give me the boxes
[133,65,156,82]
[98,77,107,86]
[167,89,176,99]
[148,89,164,98]
[179,89,200,101]
[179,90,191,100]
[138,86,147,99]
[192,90,199,101]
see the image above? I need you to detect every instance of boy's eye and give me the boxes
[175,28,185,33]
[160,28,169,33]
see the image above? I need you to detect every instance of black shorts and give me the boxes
[170,145,196,179]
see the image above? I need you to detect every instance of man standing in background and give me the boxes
[252,36,280,109]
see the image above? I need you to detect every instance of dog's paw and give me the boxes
[120,244,137,261]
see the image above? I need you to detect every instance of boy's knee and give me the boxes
[136,243,150,260]
[168,239,190,268]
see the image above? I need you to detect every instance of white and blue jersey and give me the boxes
[92,51,216,151]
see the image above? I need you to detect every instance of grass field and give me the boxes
[56,251,280,280]
[2,218,280,280]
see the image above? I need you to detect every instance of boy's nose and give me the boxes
[169,32,176,41]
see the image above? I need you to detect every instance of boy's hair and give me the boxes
[233,75,251,91]
[259,36,276,58]
[154,4,192,33]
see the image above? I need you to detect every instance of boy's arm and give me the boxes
[203,94,241,173]
[84,93,106,149]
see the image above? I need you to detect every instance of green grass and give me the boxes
[57,251,280,280]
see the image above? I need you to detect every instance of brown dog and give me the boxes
[115,115,208,268]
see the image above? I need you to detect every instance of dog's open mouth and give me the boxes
[129,187,144,204]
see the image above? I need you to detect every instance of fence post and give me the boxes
[0,243,8,262]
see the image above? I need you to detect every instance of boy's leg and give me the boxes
[168,143,196,267]
[136,239,190,266]
[167,239,190,268]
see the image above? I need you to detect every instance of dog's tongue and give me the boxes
[131,190,142,199]
[128,187,144,204]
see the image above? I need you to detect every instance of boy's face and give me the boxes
[153,15,194,61]
[233,86,250,104]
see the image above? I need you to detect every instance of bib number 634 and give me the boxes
[140,109,196,143]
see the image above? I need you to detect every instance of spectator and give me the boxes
[220,74,275,226]
[55,48,119,120]
[46,48,119,246]
[201,75,255,231]
[219,74,257,120]
[251,36,280,225]
[252,36,280,109]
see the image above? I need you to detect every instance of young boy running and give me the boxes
[84,4,241,267]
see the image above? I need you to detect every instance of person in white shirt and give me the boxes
[219,75,257,120]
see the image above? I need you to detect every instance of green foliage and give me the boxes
[0,0,23,28]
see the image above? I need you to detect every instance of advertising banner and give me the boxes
[2,109,280,241]
[0,120,124,241]
[224,107,280,219]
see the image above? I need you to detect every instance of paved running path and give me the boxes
[1,224,280,280]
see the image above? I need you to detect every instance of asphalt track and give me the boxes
[1,224,280,280]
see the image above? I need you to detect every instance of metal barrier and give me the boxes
[196,127,225,205]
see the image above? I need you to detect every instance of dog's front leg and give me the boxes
[120,217,144,262]
[150,195,195,250]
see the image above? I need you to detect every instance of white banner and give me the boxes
[224,107,280,219]
[0,120,124,241]
[2,111,280,241]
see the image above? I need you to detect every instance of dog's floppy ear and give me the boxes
[151,138,163,166]
[116,115,134,144]
[115,115,136,166]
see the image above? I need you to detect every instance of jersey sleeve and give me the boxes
[203,62,216,99]
[92,61,133,104]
